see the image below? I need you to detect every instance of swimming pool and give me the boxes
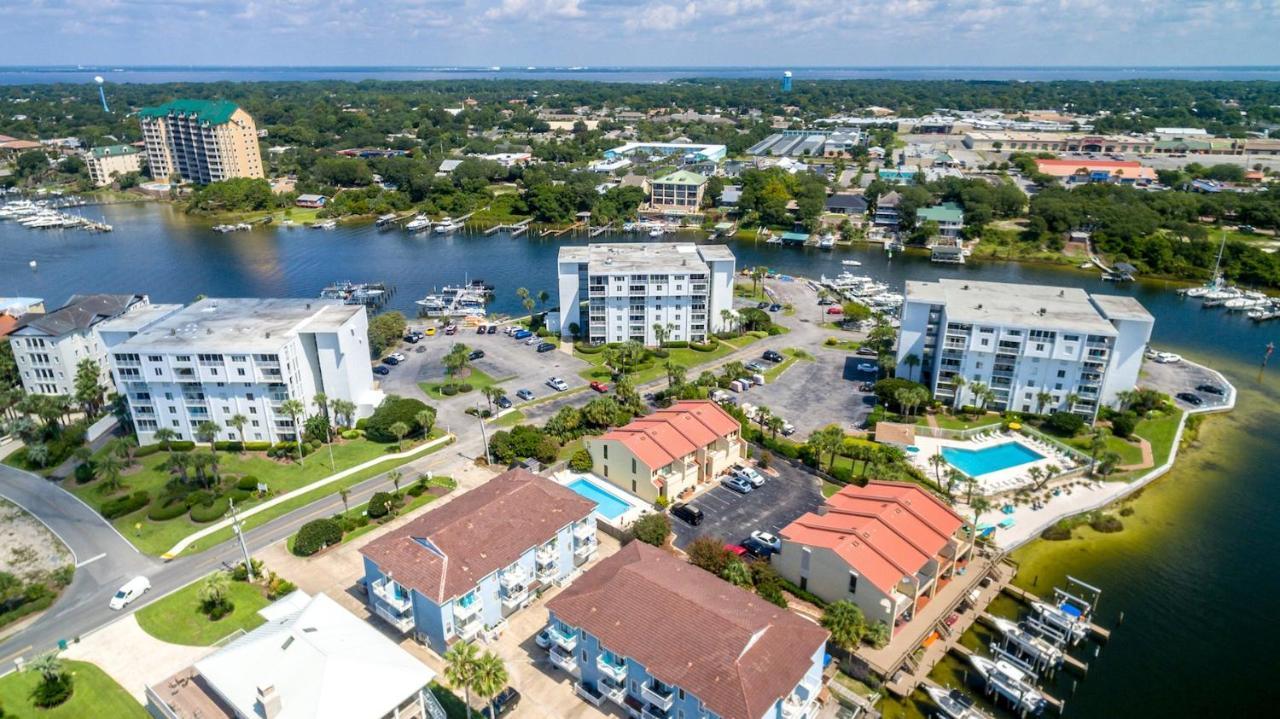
[941,442,1044,477]
[567,478,632,520]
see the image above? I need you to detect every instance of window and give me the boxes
[603,466,608,477]
[631,458,636,473]
[800,547,811,572]
[237,368,246,376]
[1057,370,1066,378]
[602,445,608,460]
[848,572,859,594]
[631,479,636,492]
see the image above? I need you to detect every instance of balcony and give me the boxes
[599,677,626,706]
[573,521,595,542]
[453,595,482,622]
[373,604,415,634]
[500,567,530,611]
[457,614,482,641]
[596,655,627,683]
[640,682,674,711]
[782,694,818,719]
[641,704,670,719]
[548,624,578,651]
[372,578,412,614]
[574,538,597,563]
[549,646,579,677]
[536,546,558,580]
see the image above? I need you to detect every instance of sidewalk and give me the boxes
[164,433,455,557]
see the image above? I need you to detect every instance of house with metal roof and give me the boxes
[544,541,830,719]
[360,469,597,651]
[916,201,965,237]
[10,293,152,397]
[773,481,971,639]
[84,144,141,186]
[825,193,869,216]
[648,170,708,215]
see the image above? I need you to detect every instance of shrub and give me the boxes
[574,342,607,354]
[872,378,928,410]
[441,384,459,396]
[147,497,189,521]
[73,462,95,484]
[237,476,261,491]
[213,440,243,451]
[341,429,361,440]
[568,448,594,472]
[184,490,214,508]
[168,441,196,451]
[101,491,150,519]
[367,491,395,519]
[1040,520,1074,541]
[31,672,74,708]
[190,497,230,523]
[231,559,264,582]
[458,383,473,393]
[244,441,272,452]
[1089,512,1124,533]
[227,489,251,503]
[631,513,671,547]
[134,443,162,458]
[365,396,434,443]
[690,340,718,352]
[1045,411,1086,436]
[650,348,670,359]
[1110,412,1138,439]
[687,537,734,576]
[662,340,689,349]
[779,577,827,608]
[1119,506,1135,517]
[293,518,344,556]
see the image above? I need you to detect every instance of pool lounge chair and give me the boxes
[998,517,1016,529]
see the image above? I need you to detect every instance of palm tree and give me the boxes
[331,398,356,429]
[25,443,50,468]
[820,600,867,651]
[750,266,766,296]
[27,650,64,684]
[902,353,921,382]
[190,451,214,489]
[389,421,410,451]
[480,386,504,413]
[415,408,436,437]
[472,651,509,719]
[812,425,845,473]
[754,405,772,433]
[1035,391,1054,415]
[339,487,351,515]
[96,452,125,492]
[443,641,481,718]
[652,322,669,347]
[1065,393,1080,413]
[944,467,965,500]
[312,393,329,423]
[969,496,992,550]
[719,308,736,334]
[388,469,403,495]
[537,290,550,312]
[197,571,232,616]
[766,415,785,439]
[165,451,192,483]
[227,414,249,448]
[928,452,947,490]
[152,427,178,454]
[1026,466,1045,491]
[279,399,307,464]
[968,381,990,411]
[950,375,967,407]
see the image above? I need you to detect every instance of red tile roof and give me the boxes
[596,400,739,471]
[360,469,595,603]
[780,481,964,595]
[547,542,828,719]
[1034,158,1157,181]
[0,316,17,338]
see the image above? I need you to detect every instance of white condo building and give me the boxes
[107,298,383,445]
[557,243,735,345]
[896,280,1153,418]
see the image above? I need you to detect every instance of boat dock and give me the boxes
[946,644,1067,714]
[540,221,585,238]
[918,678,996,719]
[588,221,614,238]
[976,613,1090,675]
[1000,584,1111,641]
[484,218,532,237]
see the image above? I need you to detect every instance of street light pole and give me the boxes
[476,405,490,462]
[228,498,255,582]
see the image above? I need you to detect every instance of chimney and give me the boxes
[256,685,282,719]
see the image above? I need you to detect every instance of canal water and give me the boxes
[3,203,1278,716]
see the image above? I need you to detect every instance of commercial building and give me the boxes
[107,298,381,444]
[545,541,830,719]
[138,99,264,183]
[361,469,597,651]
[147,592,444,719]
[602,142,726,164]
[647,170,707,214]
[84,144,141,186]
[774,481,970,638]
[1033,159,1156,185]
[916,202,965,237]
[10,294,155,397]
[962,131,1155,154]
[747,128,866,159]
[557,243,735,345]
[895,279,1154,418]
[585,400,743,504]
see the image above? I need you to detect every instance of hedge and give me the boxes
[147,497,189,521]
[458,383,473,393]
[227,489,251,503]
[134,444,162,458]
[661,340,689,349]
[575,342,607,354]
[236,476,261,491]
[244,441,272,451]
[189,497,230,523]
[213,441,243,451]
[102,491,150,519]
[341,429,361,440]
[367,491,395,519]
[135,440,195,457]
[441,385,458,396]
[778,577,828,608]
[293,518,344,556]
[690,340,719,352]
[651,348,670,359]
[74,462,95,484]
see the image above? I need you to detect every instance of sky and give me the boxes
[3,0,1279,67]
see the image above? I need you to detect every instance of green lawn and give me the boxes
[420,367,512,400]
[0,660,148,719]
[557,438,586,462]
[918,413,1004,431]
[1064,430,1144,466]
[578,342,743,386]
[822,481,845,498]
[288,480,450,552]
[136,578,270,646]
[69,436,445,556]
[1135,410,1184,466]
[490,409,526,427]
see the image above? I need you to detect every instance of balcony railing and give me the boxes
[782,694,818,719]
[640,682,674,710]
[573,522,595,541]
[457,615,482,641]
[550,646,579,676]
[574,538,597,562]
[641,704,670,719]
[453,596,482,622]
[548,624,578,651]
[371,578,412,613]
[373,604,415,633]
[596,655,627,683]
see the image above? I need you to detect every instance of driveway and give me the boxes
[1140,356,1232,411]
[671,460,824,550]
[740,349,878,438]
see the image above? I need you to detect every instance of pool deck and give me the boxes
[553,470,651,529]
[908,433,1078,496]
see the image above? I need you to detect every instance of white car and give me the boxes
[525,336,540,346]
[856,362,877,373]
[535,629,552,649]
[1155,352,1182,364]
[734,465,765,487]
[547,377,569,392]
[390,352,407,362]
[751,531,782,553]
[109,575,151,610]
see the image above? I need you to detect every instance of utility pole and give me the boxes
[228,498,254,582]
[476,405,490,462]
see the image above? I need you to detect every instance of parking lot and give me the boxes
[671,460,825,551]
[1141,355,1233,412]
[737,348,879,437]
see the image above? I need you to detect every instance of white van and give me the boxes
[109,576,151,610]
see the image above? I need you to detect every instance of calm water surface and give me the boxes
[2,203,1278,716]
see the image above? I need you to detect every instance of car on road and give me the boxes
[733,464,765,487]
[496,396,513,410]
[547,377,569,392]
[741,536,775,558]
[589,380,610,393]
[769,303,782,312]
[750,530,781,553]
[109,576,151,610]
[763,350,784,363]
[424,327,436,336]
[480,687,521,719]
[670,503,704,526]
[477,325,488,335]
[1196,384,1225,396]
[1176,392,1203,406]
[720,474,754,494]
[381,356,400,366]
[1155,352,1182,364]
[535,629,552,649]
[487,325,497,334]
[373,365,390,375]
[858,381,874,392]
[856,362,877,373]
[468,350,485,361]
[536,342,556,352]
[516,389,535,401]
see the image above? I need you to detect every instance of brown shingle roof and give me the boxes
[361,469,595,603]
[547,542,828,719]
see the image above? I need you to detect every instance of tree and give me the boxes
[331,398,357,429]
[721,559,753,588]
[389,421,410,451]
[227,414,249,446]
[821,600,867,651]
[687,536,734,576]
[1098,451,1122,477]
[473,651,510,719]
[415,407,437,437]
[28,650,72,708]
[569,448,593,472]
[866,620,891,649]
[312,392,330,423]
[279,399,307,463]
[153,427,178,454]
[388,469,403,495]
[443,343,471,380]
[24,442,50,469]
[339,487,351,514]
[443,641,481,718]
[73,358,104,417]
[928,452,947,490]
[368,311,408,358]
[810,425,845,472]
[968,381,990,410]
[902,353,921,382]
[198,571,233,618]
[1035,391,1054,415]
[631,513,671,547]
[96,452,125,492]
[766,415,785,439]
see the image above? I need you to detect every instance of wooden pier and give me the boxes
[1000,585,1111,641]
[588,221,614,238]
[540,221,584,238]
[484,218,532,236]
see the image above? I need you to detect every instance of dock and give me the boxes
[976,613,1089,676]
[918,678,995,719]
[588,221,614,238]
[483,218,532,237]
[946,644,1066,714]
[540,221,584,238]
[1001,584,1111,641]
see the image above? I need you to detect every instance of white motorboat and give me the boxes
[841,259,862,266]
[969,655,1047,716]
[648,227,664,237]
[433,216,462,233]
[311,219,337,230]
[923,685,984,719]
[1225,297,1267,311]
[989,617,1064,668]
[818,232,835,249]
[375,213,397,227]
[406,214,432,232]
[1030,601,1088,645]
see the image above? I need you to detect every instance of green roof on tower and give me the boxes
[137,99,240,125]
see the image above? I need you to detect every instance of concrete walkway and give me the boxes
[164,434,455,556]
[63,614,216,703]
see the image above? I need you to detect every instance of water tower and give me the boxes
[94,76,109,113]
[781,70,793,92]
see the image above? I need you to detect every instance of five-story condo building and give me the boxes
[361,469,597,652]
[546,541,830,719]
[558,243,735,345]
[895,279,1153,418]
[107,298,381,444]
[138,99,264,184]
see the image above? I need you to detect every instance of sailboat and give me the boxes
[1180,231,1229,297]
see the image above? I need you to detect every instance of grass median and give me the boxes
[136,577,270,646]
[0,660,148,718]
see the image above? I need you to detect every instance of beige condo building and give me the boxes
[138,99,263,183]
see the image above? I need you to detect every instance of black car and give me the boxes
[480,688,521,719]
[476,325,487,334]
[1176,392,1204,406]
[769,303,782,312]
[859,381,874,392]
[1196,384,1225,396]
[372,365,390,375]
[763,350,784,363]
[468,350,485,361]
[670,503,704,526]
[403,335,419,344]
[817,298,835,306]
[756,301,770,309]
[536,342,556,353]
[496,396,513,410]
[487,325,498,334]
[381,356,400,365]
[741,536,775,559]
